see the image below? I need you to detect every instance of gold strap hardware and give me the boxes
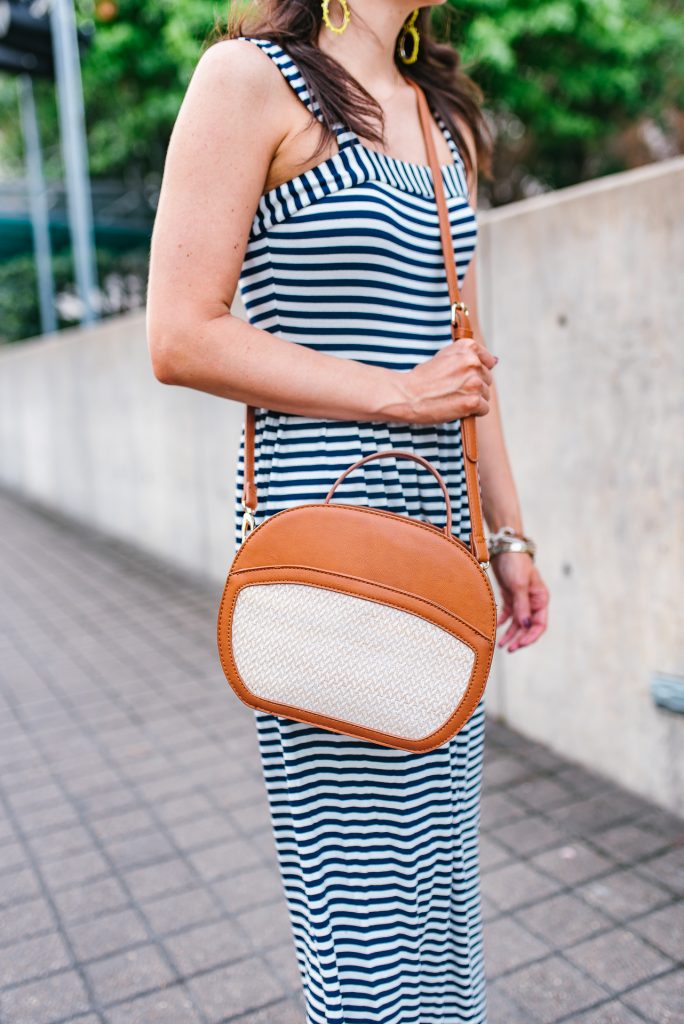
[241,499,256,541]
[450,300,470,326]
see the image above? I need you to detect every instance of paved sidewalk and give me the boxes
[0,490,682,1024]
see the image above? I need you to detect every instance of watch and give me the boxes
[487,525,536,560]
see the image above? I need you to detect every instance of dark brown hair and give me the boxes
[211,1,492,181]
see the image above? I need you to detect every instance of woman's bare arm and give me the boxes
[146,41,393,420]
[146,40,494,425]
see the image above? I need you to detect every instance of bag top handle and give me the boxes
[241,78,489,565]
[325,449,453,537]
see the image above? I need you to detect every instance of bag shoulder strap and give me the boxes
[241,79,489,565]
[407,79,489,564]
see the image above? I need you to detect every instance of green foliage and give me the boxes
[72,0,682,193]
[0,252,63,344]
[80,0,223,178]
[0,0,682,341]
[439,0,684,197]
[0,0,681,192]
[0,247,150,344]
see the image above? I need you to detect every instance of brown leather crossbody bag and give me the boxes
[217,79,497,753]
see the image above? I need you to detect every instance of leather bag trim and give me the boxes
[226,576,480,730]
[229,564,493,642]
[232,502,490,583]
[217,564,495,753]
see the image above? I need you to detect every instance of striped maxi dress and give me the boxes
[231,37,488,1024]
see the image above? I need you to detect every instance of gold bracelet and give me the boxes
[487,525,536,560]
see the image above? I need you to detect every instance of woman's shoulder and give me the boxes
[190,36,285,101]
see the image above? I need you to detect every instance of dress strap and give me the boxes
[433,110,470,191]
[236,37,355,146]
[433,113,462,164]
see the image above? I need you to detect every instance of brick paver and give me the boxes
[0,490,682,1024]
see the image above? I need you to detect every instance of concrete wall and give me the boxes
[478,158,684,814]
[0,309,244,579]
[1,158,683,813]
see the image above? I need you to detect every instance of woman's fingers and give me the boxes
[462,373,490,402]
[497,602,512,627]
[457,338,497,369]
[497,574,530,650]
[401,335,497,423]
[497,617,519,648]
[512,621,546,650]
[517,585,549,647]
[450,339,496,377]
[499,578,549,652]
[508,603,547,650]
[496,589,513,627]
[511,582,532,632]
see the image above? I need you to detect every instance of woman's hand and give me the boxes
[383,336,498,424]
[492,553,549,652]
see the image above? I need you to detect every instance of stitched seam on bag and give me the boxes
[227,585,479,737]
[218,578,490,748]
[231,500,497,641]
[227,580,479,744]
[231,565,492,641]
[220,577,497,737]
[219,503,498,747]
[233,501,497,631]
[233,585,475,712]
[232,579,479,656]
[233,503,483,573]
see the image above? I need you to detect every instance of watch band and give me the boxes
[487,525,536,560]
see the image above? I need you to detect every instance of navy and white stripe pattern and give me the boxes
[233,38,487,1023]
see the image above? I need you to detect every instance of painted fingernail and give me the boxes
[522,617,532,628]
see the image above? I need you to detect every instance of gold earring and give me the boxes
[322,0,350,35]
[398,9,420,64]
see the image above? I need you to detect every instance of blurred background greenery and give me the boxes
[1,0,682,342]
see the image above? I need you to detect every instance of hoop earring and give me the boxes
[398,9,420,64]
[321,0,350,35]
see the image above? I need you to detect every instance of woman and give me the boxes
[147,1,549,1020]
